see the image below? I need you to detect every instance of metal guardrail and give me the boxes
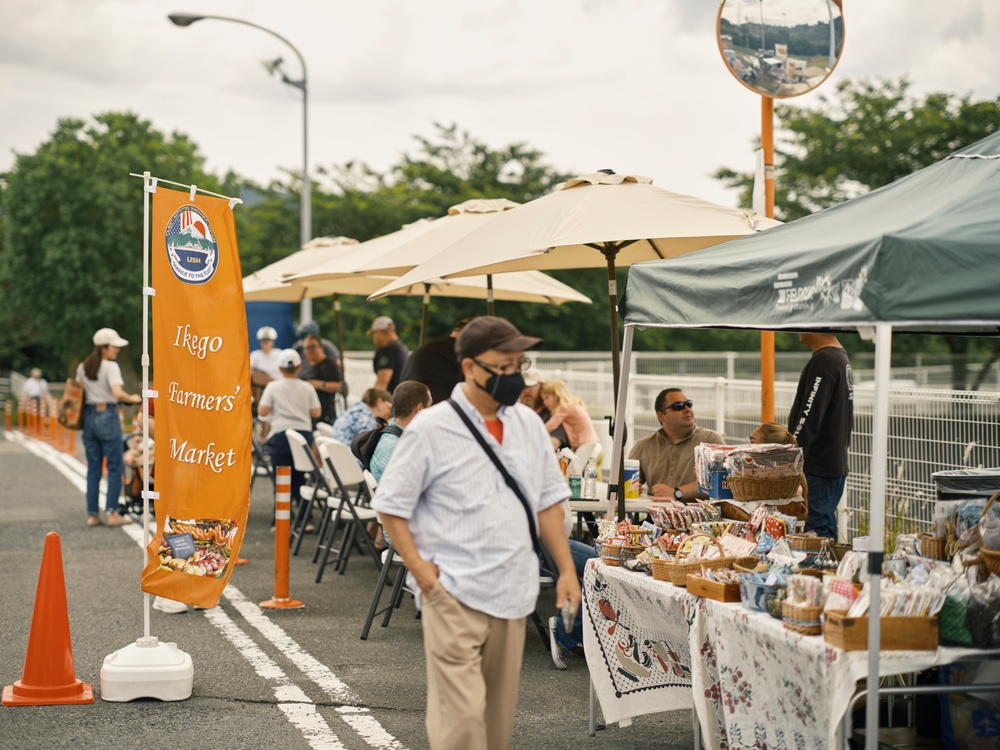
[342,353,1000,542]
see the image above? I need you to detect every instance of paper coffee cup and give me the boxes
[623,459,641,498]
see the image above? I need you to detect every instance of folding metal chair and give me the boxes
[314,440,381,582]
[250,428,273,493]
[285,430,332,556]
[359,470,414,639]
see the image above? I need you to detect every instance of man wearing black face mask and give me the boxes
[373,316,580,750]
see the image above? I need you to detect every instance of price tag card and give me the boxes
[165,532,197,559]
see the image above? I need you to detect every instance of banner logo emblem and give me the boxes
[165,206,219,284]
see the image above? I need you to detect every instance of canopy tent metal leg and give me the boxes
[864,323,893,750]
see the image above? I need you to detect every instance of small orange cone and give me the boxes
[2,532,94,705]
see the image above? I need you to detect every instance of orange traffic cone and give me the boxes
[2,532,94,705]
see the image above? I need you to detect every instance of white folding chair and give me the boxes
[285,430,331,556]
[314,440,381,582]
[359,470,414,639]
[313,422,334,440]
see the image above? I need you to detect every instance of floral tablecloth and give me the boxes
[583,562,987,748]
[693,597,987,750]
[582,561,699,726]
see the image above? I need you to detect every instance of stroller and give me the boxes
[122,432,154,519]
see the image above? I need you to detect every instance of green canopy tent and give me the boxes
[615,130,1000,750]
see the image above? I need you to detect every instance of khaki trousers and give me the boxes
[421,582,526,750]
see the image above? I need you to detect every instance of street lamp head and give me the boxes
[168,13,205,27]
[263,57,285,77]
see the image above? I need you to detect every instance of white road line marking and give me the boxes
[202,606,347,750]
[223,588,356,703]
[10,430,408,750]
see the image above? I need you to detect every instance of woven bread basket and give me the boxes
[974,489,1000,576]
[662,534,735,586]
[728,474,804,502]
[781,601,823,636]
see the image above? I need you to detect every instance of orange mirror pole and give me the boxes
[760,96,776,423]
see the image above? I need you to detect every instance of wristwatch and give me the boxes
[673,487,684,501]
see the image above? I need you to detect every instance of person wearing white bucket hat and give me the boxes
[77,328,141,527]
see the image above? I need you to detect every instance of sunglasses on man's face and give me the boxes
[661,399,694,413]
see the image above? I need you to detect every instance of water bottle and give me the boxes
[582,457,598,500]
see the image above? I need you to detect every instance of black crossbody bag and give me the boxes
[447,399,541,555]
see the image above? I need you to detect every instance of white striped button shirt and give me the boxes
[372,383,569,619]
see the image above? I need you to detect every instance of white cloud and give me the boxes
[1,0,997,212]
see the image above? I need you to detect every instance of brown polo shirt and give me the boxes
[627,425,724,489]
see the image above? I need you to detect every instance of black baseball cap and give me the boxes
[455,316,542,361]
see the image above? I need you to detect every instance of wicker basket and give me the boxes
[660,534,735,586]
[917,533,948,561]
[774,499,809,521]
[787,534,833,552]
[598,541,645,567]
[781,601,823,636]
[728,474,804,502]
[718,501,752,522]
[964,491,1000,576]
[733,556,763,574]
[651,557,674,582]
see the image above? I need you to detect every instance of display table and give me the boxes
[582,561,699,726]
[583,562,990,749]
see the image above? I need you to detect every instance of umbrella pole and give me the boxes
[420,284,430,347]
[486,274,495,316]
[333,294,345,355]
[600,246,626,519]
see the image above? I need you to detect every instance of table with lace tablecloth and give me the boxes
[583,561,987,749]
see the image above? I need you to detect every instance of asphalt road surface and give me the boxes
[0,428,696,749]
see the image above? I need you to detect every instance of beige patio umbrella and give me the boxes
[370,172,779,517]
[284,198,590,343]
[372,172,780,393]
[286,199,523,317]
[281,269,591,346]
[243,235,359,302]
[243,236,360,351]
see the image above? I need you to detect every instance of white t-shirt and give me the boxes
[259,376,319,435]
[77,360,124,405]
[23,376,48,399]
[250,348,284,380]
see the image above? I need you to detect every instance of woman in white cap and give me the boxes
[78,328,142,526]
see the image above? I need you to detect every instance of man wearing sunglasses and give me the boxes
[628,388,723,501]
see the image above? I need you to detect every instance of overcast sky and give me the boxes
[1,1,997,214]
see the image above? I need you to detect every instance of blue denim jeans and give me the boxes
[804,474,846,540]
[266,429,314,504]
[553,538,599,652]
[82,404,124,516]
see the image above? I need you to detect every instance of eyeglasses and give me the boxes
[473,357,531,376]
[660,399,694,413]
[303,344,320,350]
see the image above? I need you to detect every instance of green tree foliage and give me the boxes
[713,78,1000,387]
[715,78,1000,221]
[0,112,218,379]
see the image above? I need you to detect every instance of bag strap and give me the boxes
[447,399,540,555]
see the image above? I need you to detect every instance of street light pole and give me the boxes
[168,13,313,323]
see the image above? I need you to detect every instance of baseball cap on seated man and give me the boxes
[93,328,129,347]
[278,349,301,369]
[455,316,542,361]
[366,316,394,334]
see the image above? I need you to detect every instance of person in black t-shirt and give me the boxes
[788,332,854,540]
[367,315,409,393]
[299,334,342,424]
[398,318,470,405]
